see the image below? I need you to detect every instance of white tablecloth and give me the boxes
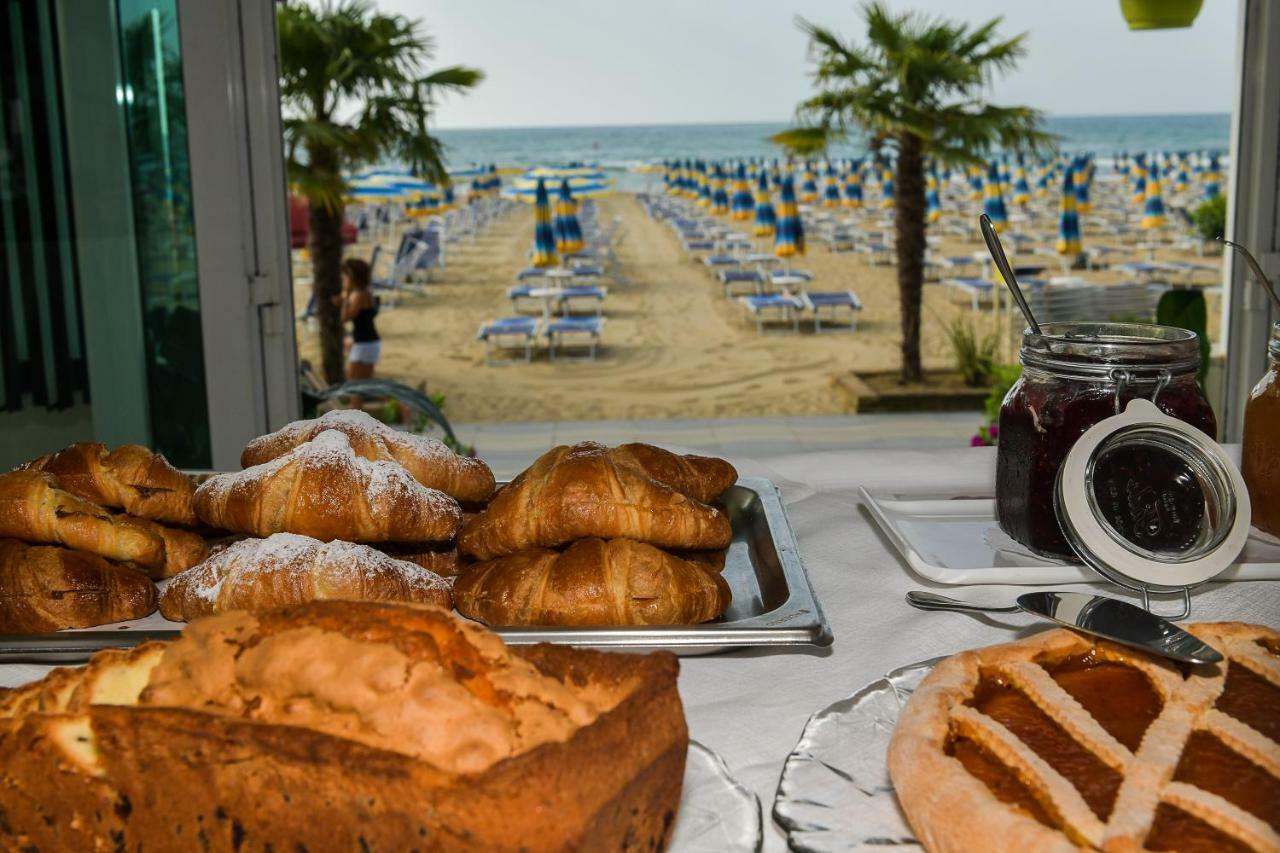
[3,447,1277,851]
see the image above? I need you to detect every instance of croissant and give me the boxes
[159,533,452,621]
[454,538,731,627]
[25,443,197,526]
[0,538,158,633]
[127,517,209,579]
[458,443,732,560]
[193,430,462,543]
[371,542,461,576]
[241,409,496,504]
[609,444,737,504]
[0,471,164,567]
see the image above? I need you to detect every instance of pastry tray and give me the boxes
[0,477,832,662]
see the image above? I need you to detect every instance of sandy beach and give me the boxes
[295,188,1222,425]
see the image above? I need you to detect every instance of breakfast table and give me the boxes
[2,446,1275,851]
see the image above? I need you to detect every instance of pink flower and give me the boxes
[987,424,999,440]
[971,434,985,447]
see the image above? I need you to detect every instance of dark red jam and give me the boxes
[996,377,1216,558]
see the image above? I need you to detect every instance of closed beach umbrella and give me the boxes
[697,161,712,208]
[532,179,557,267]
[1131,155,1148,206]
[1012,157,1031,206]
[1057,168,1083,256]
[843,163,863,208]
[753,172,777,237]
[925,168,941,223]
[800,163,819,204]
[823,163,841,208]
[731,163,754,220]
[982,162,1008,227]
[1141,174,1166,230]
[1074,163,1092,213]
[1204,154,1221,200]
[774,177,805,260]
[554,179,584,254]
[710,164,730,215]
[880,167,895,208]
[1175,154,1190,192]
[968,166,984,201]
[1035,163,1050,198]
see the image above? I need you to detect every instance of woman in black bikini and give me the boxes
[337,257,380,381]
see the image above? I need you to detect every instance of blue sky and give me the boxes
[370,0,1238,129]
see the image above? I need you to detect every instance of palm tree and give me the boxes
[278,1,483,383]
[794,2,1051,383]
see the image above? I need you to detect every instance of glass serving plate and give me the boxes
[772,658,944,851]
[675,741,763,852]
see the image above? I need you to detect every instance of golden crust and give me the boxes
[887,622,1280,853]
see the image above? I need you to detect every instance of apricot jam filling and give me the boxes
[1172,730,1280,832]
[1044,654,1162,752]
[966,673,1121,820]
[1214,661,1280,743]
[1145,801,1258,853]
[945,734,1056,829]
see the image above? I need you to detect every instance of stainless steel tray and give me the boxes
[0,477,830,662]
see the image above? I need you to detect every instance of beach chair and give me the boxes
[858,242,893,266]
[546,315,605,361]
[718,269,765,298]
[370,242,429,306]
[558,285,608,316]
[740,293,804,333]
[944,277,997,311]
[800,290,863,333]
[702,254,741,270]
[477,317,541,365]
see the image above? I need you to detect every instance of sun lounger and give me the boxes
[801,291,863,332]
[769,269,815,284]
[545,315,605,361]
[717,268,765,298]
[740,293,804,333]
[1114,261,1164,280]
[858,242,893,265]
[702,254,741,269]
[558,285,608,316]
[681,239,715,253]
[477,317,541,365]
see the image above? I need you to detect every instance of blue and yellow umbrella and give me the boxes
[1074,163,1091,214]
[983,162,1008,227]
[753,172,777,238]
[554,179,585,255]
[1131,155,1148,206]
[799,163,819,204]
[1012,157,1031,206]
[710,164,730,216]
[822,163,841,208]
[731,163,754,221]
[843,163,863,208]
[1204,154,1221,200]
[925,168,941,223]
[1140,173,1166,229]
[1057,168,1083,256]
[968,166,984,201]
[532,179,558,268]
[774,178,805,260]
[696,161,712,208]
[880,167,895,209]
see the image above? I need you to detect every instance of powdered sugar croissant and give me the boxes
[194,430,462,543]
[241,410,495,503]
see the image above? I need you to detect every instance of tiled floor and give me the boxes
[454,412,980,478]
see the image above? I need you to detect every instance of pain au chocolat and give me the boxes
[888,622,1279,853]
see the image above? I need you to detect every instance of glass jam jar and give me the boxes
[1242,322,1280,537]
[996,323,1217,559]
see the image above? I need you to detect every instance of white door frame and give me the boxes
[1222,0,1280,439]
[179,0,298,469]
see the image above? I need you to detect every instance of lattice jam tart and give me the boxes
[888,622,1279,852]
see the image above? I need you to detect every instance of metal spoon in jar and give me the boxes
[1222,239,1280,310]
[980,213,1042,335]
[905,590,1224,665]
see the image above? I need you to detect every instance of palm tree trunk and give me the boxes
[307,146,346,385]
[894,133,927,384]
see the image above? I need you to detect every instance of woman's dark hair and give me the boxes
[341,257,372,291]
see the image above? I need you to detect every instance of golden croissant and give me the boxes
[0,470,164,567]
[609,443,737,504]
[454,538,731,626]
[160,533,452,621]
[193,429,462,543]
[458,443,733,560]
[24,443,197,526]
[0,538,158,633]
[240,409,495,503]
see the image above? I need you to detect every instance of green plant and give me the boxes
[279,1,482,383]
[1156,290,1211,384]
[1192,195,1227,242]
[946,318,999,387]
[792,2,1052,383]
[973,363,1021,446]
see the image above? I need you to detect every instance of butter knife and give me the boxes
[905,590,1224,665]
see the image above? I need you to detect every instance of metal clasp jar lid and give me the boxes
[1053,399,1251,617]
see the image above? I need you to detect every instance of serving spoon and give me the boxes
[905,590,1223,665]
[1222,239,1280,310]
[980,213,1041,335]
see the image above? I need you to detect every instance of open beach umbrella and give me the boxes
[925,168,942,223]
[710,164,730,216]
[982,162,1008,228]
[1012,157,1031,206]
[531,179,558,268]
[731,163,754,220]
[554,179,585,255]
[774,177,805,262]
[1141,174,1166,230]
[753,172,777,237]
[843,163,863,208]
[800,163,819,204]
[822,163,841,208]
[1057,168,1083,257]
[1204,154,1221,200]
[880,167,895,209]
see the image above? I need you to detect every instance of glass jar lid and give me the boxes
[1021,322,1202,380]
[1053,399,1251,593]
